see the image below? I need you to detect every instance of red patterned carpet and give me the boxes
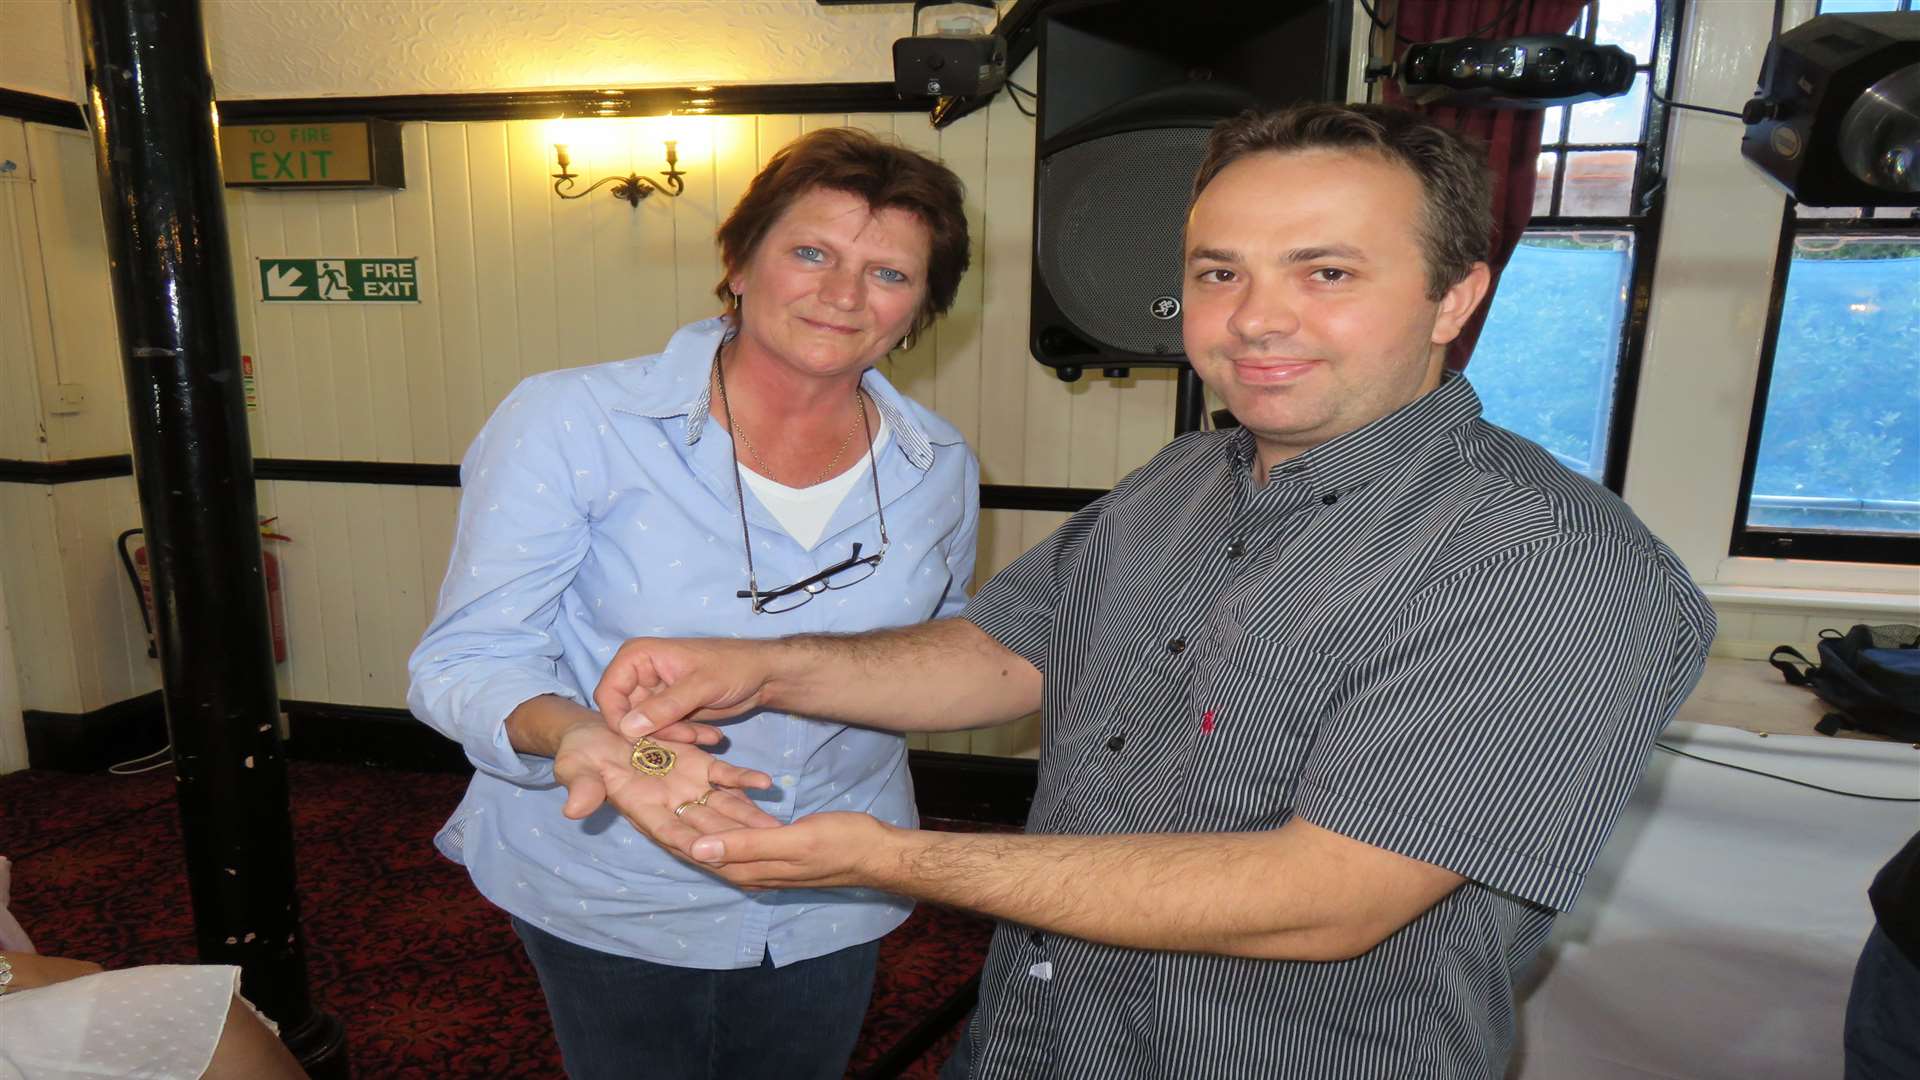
[0,761,989,1078]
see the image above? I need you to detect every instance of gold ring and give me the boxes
[694,787,716,807]
[629,738,676,777]
[673,798,698,817]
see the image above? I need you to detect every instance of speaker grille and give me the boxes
[1036,127,1212,358]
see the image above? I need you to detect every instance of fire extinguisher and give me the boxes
[117,517,290,663]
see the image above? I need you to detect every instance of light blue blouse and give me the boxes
[408,317,980,968]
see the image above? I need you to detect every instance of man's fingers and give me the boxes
[708,760,772,792]
[593,644,663,727]
[646,722,723,746]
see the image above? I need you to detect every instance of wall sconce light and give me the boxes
[552,140,687,207]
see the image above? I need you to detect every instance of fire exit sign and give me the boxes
[220,121,404,188]
[257,258,420,302]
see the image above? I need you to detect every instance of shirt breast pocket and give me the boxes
[1179,646,1347,833]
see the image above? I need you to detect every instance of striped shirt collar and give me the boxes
[612,317,937,471]
[1234,372,1483,501]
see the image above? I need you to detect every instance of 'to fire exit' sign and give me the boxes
[258,258,420,303]
[220,121,404,189]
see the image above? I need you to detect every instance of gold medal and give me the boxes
[629,737,676,776]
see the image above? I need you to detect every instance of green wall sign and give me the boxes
[257,258,420,303]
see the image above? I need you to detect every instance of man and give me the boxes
[590,103,1716,1078]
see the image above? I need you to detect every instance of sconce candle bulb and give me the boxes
[552,136,687,208]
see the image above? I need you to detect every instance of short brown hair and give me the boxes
[714,127,970,343]
[1191,104,1492,300]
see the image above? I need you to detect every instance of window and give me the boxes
[1471,0,1670,490]
[1730,0,1920,565]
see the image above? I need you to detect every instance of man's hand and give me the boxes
[1,952,104,991]
[551,720,781,860]
[592,637,783,740]
[684,812,900,891]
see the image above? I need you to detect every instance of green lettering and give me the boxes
[273,151,296,179]
[250,151,268,180]
[311,150,332,178]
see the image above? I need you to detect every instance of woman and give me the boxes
[407,127,979,1079]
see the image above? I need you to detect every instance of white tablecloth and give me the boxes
[1512,720,1920,1080]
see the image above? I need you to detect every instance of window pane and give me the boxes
[1569,71,1648,145]
[1817,0,1900,14]
[1796,203,1873,219]
[1594,0,1656,63]
[1541,105,1568,146]
[1534,153,1559,217]
[1747,236,1920,536]
[1562,150,1637,216]
[1472,232,1635,482]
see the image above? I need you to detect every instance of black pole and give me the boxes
[71,0,346,1073]
[1174,367,1207,435]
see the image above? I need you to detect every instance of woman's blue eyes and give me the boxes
[793,246,909,283]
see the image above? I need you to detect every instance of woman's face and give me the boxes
[730,186,933,379]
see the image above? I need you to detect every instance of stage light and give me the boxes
[1398,33,1635,109]
[1741,12,1920,207]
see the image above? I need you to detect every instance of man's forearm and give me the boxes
[762,618,1043,734]
[858,820,1462,962]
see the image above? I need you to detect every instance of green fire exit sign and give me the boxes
[257,258,420,303]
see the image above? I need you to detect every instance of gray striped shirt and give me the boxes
[958,375,1715,1079]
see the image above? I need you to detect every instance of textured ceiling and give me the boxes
[202,1,921,100]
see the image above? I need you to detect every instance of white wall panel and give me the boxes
[0,0,79,102]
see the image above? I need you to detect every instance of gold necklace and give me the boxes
[715,357,867,487]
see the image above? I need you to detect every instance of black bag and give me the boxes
[1770,623,1920,741]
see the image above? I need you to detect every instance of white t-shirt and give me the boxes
[738,413,891,550]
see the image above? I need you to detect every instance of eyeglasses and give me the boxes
[736,540,886,613]
[714,341,888,615]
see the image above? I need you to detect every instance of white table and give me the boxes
[1511,671,1920,1080]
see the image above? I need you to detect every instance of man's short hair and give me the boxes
[714,127,970,344]
[1191,104,1494,300]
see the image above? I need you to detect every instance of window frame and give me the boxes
[1494,0,1681,495]
[1727,0,1920,566]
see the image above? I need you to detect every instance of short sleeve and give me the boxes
[1294,533,1710,911]
[962,486,1121,673]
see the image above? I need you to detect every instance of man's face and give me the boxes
[1181,149,1488,473]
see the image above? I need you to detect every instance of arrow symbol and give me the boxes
[265,264,304,298]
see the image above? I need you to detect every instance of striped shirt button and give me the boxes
[1167,637,1186,654]
[1105,734,1126,752]
[1225,539,1246,558]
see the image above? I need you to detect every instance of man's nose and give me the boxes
[1227,279,1301,342]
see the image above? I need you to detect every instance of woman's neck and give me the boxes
[712,331,874,486]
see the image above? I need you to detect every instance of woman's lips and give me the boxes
[799,316,861,335]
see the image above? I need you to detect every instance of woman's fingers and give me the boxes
[707,789,782,829]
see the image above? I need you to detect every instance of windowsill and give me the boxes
[1708,555,1920,598]
[1701,581,1920,616]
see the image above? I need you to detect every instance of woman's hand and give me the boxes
[550,720,782,862]
[2,952,104,991]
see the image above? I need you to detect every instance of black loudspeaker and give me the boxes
[1741,13,1920,208]
[1030,0,1349,381]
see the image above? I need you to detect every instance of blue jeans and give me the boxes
[512,916,881,1080]
[1845,925,1920,1080]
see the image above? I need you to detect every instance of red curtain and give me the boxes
[1382,0,1591,371]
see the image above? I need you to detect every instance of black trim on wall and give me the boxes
[23,690,168,772]
[253,458,461,487]
[0,87,87,130]
[219,82,920,125]
[0,454,1107,512]
[281,700,1036,825]
[0,454,134,484]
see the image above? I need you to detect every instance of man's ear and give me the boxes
[1431,262,1491,345]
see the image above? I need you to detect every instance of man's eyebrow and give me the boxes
[1284,244,1368,264]
[1187,246,1240,264]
